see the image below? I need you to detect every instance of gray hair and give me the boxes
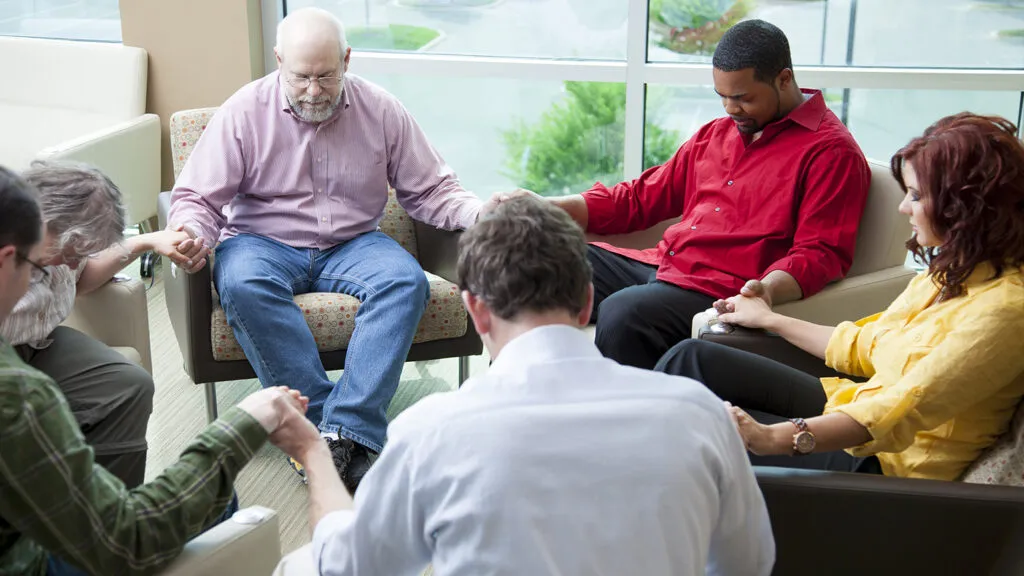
[457,195,592,320]
[276,8,348,61]
[22,160,125,258]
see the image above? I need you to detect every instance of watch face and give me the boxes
[794,431,816,454]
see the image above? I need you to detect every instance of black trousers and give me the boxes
[588,245,716,370]
[655,339,883,474]
[17,326,154,488]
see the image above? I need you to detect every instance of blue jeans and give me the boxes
[213,232,429,452]
[47,493,239,575]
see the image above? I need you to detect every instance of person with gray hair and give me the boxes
[271,195,774,576]
[0,160,198,488]
[167,6,507,492]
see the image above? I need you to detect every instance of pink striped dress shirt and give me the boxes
[168,71,482,249]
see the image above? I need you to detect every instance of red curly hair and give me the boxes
[891,113,1024,299]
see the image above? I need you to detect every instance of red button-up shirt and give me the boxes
[584,89,870,300]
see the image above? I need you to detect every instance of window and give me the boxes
[0,0,121,41]
[647,0,1024,69]
[644,85,1023,167]
[287,0,629,59]
[368,75,627,197]
[275,0,1024,191]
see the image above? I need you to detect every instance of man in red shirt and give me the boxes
[548,20,870,369]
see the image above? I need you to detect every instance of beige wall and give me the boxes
[119,0,266,190]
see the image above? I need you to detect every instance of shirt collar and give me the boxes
[783,89,826,132]
[487,324,602,379]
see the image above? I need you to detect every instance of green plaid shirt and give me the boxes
[0,340,268,575]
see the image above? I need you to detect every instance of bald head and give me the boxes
[275,7,348,63]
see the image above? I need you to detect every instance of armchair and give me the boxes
[696,320,1024,574]
[0,36,161,226]
[62,276,152,374]
[159,108,482,422]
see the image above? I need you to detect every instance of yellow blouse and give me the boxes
[822,263,1024,480]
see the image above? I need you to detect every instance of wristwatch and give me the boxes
[790,418,816,455]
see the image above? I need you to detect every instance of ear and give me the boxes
[577,283,594,327]
[275,48,283,69]
[343,46,352,73]
[461,290,491,337]
[776,68,794,91]
[0,245,16,269]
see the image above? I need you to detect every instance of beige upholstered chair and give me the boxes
[157,108,482,422]
[63,276,152,374]
[588,158,916,333]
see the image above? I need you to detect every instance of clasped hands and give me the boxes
[144,224,211,274]
[711,279,775,330]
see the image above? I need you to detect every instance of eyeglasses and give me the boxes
[16,252,50,283]
[285,74,343,90]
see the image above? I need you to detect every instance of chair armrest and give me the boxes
[158,191,215,381]
[755,467,1024,575]
[693,312,841,379]
[774,265,918,325]
[160,507,282,576]
[413,220,462,284]
[37,114,162,225]
[62,277,152,374]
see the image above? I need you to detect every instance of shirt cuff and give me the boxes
[581,188,620,234]
[210,406,269,458]
[312,510,358,568]
[824,321,861,375]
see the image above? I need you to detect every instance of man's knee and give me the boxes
[596,289,649,333]
[654,338,705,373]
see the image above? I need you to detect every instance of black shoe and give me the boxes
[326,437,377,495]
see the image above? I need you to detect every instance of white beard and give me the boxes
[287,86,343,123]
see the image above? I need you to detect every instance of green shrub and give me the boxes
[502,82,681,197]
[347,24,439,51]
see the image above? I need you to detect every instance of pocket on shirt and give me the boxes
[901,345,936,376]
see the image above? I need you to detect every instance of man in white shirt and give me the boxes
[272,195,775,575]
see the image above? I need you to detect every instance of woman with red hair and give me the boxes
[656,112,1024,480]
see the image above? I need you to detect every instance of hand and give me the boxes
[141,229,192,267]
[713,294,773,331]
[725,402,782,456]
[478,188,540,220]
[167,224,210,274]
[237,386,309,434]
[268,403,325,468]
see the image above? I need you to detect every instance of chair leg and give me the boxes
[204,382,219,423]
[457,356,470,386]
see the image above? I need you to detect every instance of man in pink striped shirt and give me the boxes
[168,7,490,492]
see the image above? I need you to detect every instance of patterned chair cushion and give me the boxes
[171,107,446,362]
[960,401,1024,486]
[211,272,466,362]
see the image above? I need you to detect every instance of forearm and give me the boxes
[764,412,872,456]
[762,313,835,360]
[305,442,355,529]
[4,402,266,575]
[549,195,589,230]
[761,270,802,306]
[76,235,152,295]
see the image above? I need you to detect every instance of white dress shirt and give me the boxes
[313,325,774,575]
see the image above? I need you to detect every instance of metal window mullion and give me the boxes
[623,0,650,180]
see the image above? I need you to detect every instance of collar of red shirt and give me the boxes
[780,88,827,133]
[275,70,351,124]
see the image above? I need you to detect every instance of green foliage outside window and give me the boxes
[502,82,681,197]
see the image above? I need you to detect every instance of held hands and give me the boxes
[146,224,210,274]
[712,279,775,330]
[478,188,541,221]
[724,402,782,456]
[237,386,310,434]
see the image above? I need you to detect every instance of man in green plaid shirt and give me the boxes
[0,166,313,575]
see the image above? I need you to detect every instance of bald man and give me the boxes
[168,8,498,492]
